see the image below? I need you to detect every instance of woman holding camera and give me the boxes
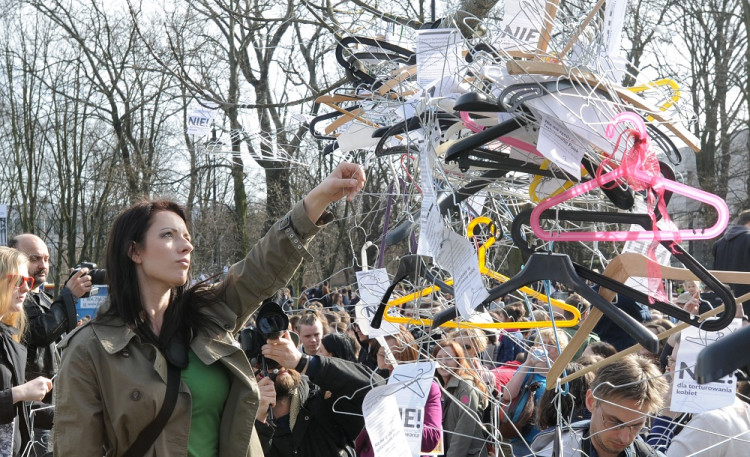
[0,247,54,456]
[52,163,365,456]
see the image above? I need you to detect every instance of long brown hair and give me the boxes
[98,200,223,349]
[432,339,487,395]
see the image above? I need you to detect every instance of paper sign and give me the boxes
[416,29,462,86]
[536,115,585,179]
[602,0,628,56]
[497,0,547,53]
[355,269,401,338]
[363,384,412,457]
[435,230,490,320]
[388,361,441,456]
[337,123,380,152]
[525,88,618,155]
[186,109,216,135]
[670,319,742,413]
[417,147,445,258]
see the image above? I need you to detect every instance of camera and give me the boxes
[240,300,289,371]
[68,262,107,298]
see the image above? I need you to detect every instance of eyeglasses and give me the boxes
[7,275,34,290]
[597,405,647,434]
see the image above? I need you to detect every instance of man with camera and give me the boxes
[251,306,380,457]
[9,234,93,384]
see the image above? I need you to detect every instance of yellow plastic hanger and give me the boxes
[380,216,581,329]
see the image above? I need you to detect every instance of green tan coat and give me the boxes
[52,200,321,457]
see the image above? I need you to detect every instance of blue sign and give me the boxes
[75,285,108,320]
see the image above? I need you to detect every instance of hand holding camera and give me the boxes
[66,262,107,298]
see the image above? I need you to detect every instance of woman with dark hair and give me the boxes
[319,332,359,362]
[52,163,365,456]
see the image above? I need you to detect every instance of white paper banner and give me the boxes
[186,108,216,135]
[670,319,742,413]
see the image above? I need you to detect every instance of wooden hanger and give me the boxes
[505,60,700,152]
[545,253,750,388]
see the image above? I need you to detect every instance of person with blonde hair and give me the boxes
[0,247,54,456]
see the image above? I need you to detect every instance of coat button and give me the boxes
[304,416,309,421]
[121,350,130,358]
[130,390,142,401]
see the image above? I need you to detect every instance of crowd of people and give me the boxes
[0,168,749,457]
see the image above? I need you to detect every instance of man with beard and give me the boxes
[255,330,381,457]
[9,234,91,382]
[530,354,668,457]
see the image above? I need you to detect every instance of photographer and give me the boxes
[256,329,381,457]
[9,234,93,383]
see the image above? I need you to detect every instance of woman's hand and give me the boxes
[303,162,366,222]
[12,376,53,403]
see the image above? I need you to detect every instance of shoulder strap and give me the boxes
[121,363,181,457]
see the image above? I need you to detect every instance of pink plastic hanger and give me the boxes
[529,112,729,242]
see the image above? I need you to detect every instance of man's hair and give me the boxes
[298,309,325,328]
[589,354,668,414]
[736,209,750,226]
[564,293,590,320]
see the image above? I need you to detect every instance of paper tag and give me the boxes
[387,362,441,456]
[355,269,401,338]
[536,115,585,179]
[435,230,490,320]
[363,384,412,457]
[602,0,628,56]
[416,29,462,86]
[670,319,741,413]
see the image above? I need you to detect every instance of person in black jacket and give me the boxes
[0,247,54,457]
[712,210,750,315]
[255,330,381,457]
[9,234,92,384]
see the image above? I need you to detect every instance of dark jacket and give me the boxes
[713,224,750,313]
[256,356,382,457]
[22,287,77,384]
[0,324,53,456]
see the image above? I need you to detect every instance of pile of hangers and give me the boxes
[308,2,746,383]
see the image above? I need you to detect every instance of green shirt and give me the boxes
[182,349,230,457]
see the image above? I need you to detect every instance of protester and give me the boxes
[531,354,668,457]
[0,247,54,456]
[319,332,359,363]
[432,339,489,457]
[52,162,365,456]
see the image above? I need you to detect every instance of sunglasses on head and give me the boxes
[7,275,34,289]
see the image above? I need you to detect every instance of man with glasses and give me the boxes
[530,354,668,457]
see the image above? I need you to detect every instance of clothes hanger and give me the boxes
[545,252,746,387]
[429,249,660,352]
[519,207,736,328]
[529,112,728,242]
[370,218,581,330]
